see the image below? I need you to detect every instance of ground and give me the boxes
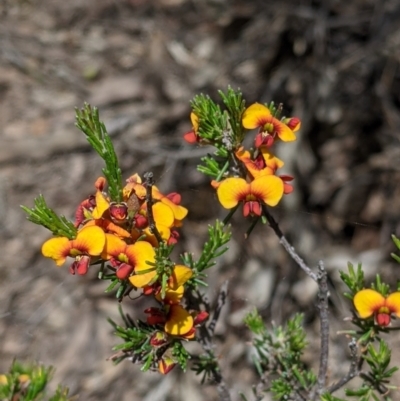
[1,0,400,400]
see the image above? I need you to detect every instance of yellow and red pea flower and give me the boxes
[41,225,106,275]
[145,304,195,339]
[84,218,131,238]
[130,202,176,247]
[216,176,284,217]
[101,233,156,281]
[150,331,169,347]
[74,196,96,227]
[353,288,400,327]
[242,103,298,147]
[183,112,200,144]
[152,186,188,224]
[144,265,195,338]
[158,352,177,375]
[283,116,301,132]
[236,146,284,178]
[235,147,294,195]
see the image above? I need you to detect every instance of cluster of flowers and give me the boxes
[184,101,400,330]
[185,103,301,216]
[41,174,207,374]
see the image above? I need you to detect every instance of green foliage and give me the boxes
[181,220,231,275]
[191,87,246,179]
[108,307,152,367]
[244,310,316,399]
[0,361,71,401]
[340,262,365,299]
[75,103,123,202]
[192,353,220,384]
[218,87,246,146]
[370,275,390,297]
[360,340,398,392]
[172,341,191,372]
[21,195,77,239]
[391,234,400,265]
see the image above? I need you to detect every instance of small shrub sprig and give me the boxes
[0,361,71,401]
[20,88,400,401]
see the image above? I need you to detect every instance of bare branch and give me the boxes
[327,338,361,393]
[208,280,229,336]
[314,260,330,398]
[195,282,231,401]
[262,206,317,281]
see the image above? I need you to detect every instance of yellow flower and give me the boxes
[217,176,284,216]
[242,103,297,145]
[354,289,400,327]
[42,226,106,275]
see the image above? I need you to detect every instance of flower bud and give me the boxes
[109,202,128,222]
[158,355,176,375]
[150,331,168,347]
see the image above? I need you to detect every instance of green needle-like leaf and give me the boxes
[75,103,123,202]
[21,195,77,239]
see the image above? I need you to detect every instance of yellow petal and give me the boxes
[272,117,297,142]
[165,305,194,336]
[250,176,284,207]
[126,241,156,271]
[242,103,271,129]
[41,237,70,266]
[386,292,400,317]
[190,112,199,131]
[353,289,385,318]
[157,285,184,304]
[235,146,251,161]
[217,178,249,209]
[161,198,188,221]
[101,233,126,259]
[74,225,105,256]
[261,147,284,170]
[169,265,193,290]
[92,190,110,219]
[129,270,157,288]
[153,202,174,227]
[154,224,171,241]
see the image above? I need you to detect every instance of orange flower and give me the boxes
[130,202,176,246]
[123,174,147,203]
[102,234,156,281]
[217,176,284,217]
[158,353,177,375]
[236,146,284,178]
[353,289,400,327]
[284,117,301,132]
[183,112,200,144]
[145,304,195,339]
[91,187,111,220]
[165,304,194,337]
[152,187,188,223]
[242,103,297,146]
[84,218,131,238]
[74,196,95,227]
[168,265,193,290]
[42,226,106,275]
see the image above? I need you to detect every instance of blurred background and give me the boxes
[1,0,400,400]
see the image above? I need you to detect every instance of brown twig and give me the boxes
[144,172,163,244]
[208,280,229,336]
[195,282,231,401]
[327,338,361,393]
[262,206,317,282]
[314,260,330,399]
